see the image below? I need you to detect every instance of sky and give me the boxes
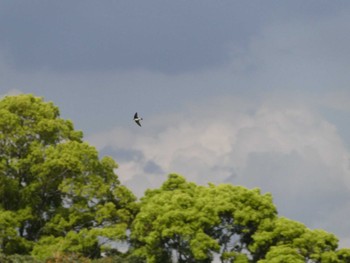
[1,0,350,249]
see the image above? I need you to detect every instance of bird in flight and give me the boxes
[134,112,143,127]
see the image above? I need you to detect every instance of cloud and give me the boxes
[88,96,350,246]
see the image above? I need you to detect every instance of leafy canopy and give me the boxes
[0,94,138,259]
[130,174,277,262]
[130,174,350,263]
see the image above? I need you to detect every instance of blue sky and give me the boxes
[1,1,350,248]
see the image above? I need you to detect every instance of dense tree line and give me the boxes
[0,94,349,262]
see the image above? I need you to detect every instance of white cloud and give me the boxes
[88,96,350,246]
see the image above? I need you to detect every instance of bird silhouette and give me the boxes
[134,112,143,127]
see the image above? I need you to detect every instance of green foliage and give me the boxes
[258,245,305,263]
[45,252,91,263]
[221,251,249,263]
[0,94,138,259]
[131,174,350,262]
[336,248,350,262]
[130,174,277,262]
[252,217,345,262]
[0,253,41,263]
[92,253,145,263]
[250,217,306,259]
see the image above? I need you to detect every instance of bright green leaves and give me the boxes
[131,174,349,262]
[190,231,220,260]
[252,217,344,262]
[336,248,350,262]
[294,229,338,261]
[0,94,82,147]
[221,251,250,263]
[131,174,277,262]
[131,175,207,262]
[0,94,58,120]
[33,140,137,258]
[250,217,306,258]
[0,94,137,258]
[258,244,346,263]
[258,245,305,263]
[31,229,101,260]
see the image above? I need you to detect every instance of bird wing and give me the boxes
[135,120,142,127]
[134,112,138,119]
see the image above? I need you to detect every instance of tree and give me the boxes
[201,182,276,261]
[0,94,138,258]
[130,174,350,263]
[130,174,277,262]
[252,217,350,263]
[251,217,339,262]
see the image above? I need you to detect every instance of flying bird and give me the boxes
[134,112,143,127]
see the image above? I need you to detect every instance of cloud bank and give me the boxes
[88,96,350,247]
